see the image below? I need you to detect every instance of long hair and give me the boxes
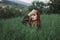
[36,10,41,29]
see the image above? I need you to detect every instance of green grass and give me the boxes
[0,14,60,40]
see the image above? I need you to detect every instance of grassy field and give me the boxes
[0,14,60,40]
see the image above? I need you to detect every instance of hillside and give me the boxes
[0,0,29,7]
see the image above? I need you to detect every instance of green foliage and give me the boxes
[0,6,22,18]
[28,0,60,14]
[48,0,60,13]
[0,14,60,40]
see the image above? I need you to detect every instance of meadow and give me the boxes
[0,14,60,40]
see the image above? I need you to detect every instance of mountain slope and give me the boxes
[2,0,30,6]
[8,0,30,6]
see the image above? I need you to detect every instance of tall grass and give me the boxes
[0,14,60,40]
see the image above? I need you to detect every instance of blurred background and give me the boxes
[0,0,60,18]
